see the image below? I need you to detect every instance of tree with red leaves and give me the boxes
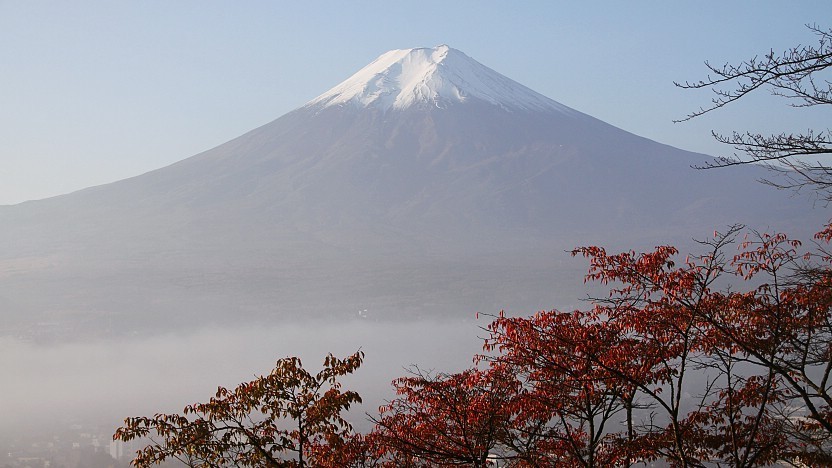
[483,309,638,467]
[694,228,832,464]
[370,366,515,467]
[305,432,386,468]
[563,224,832,465]
[569,229,763,466]
[114,223,832,466]
[114,351,363,467]
[472,223,830,466]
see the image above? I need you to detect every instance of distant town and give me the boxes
[1,422,131,468]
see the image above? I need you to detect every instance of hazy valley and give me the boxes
[3,43,829,465]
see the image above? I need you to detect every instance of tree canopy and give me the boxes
[114,351,364,467]
[116,222,832,467]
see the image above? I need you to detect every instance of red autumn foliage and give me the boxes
[114,351,364,467]
[370,367,515,467]
[373,223,831,466]
[116,224,832,467]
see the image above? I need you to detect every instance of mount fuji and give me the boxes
[0,45,824,339]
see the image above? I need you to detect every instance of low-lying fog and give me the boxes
[2,319,485,440]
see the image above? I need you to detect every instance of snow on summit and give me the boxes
[306,45,572,113]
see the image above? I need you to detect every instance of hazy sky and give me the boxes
[1,1,830,205]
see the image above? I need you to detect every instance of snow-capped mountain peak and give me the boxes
[306,45,572,113]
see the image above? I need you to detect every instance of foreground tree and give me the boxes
[677,24,832,200]
[572,229,796,466]
[703,228,832,463]
[371,367,516,467]
[483,310,638,467]
[115,226,832,466]
[114,351,364,467]
[469,224,828,466]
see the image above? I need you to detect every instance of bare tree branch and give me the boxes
[678,24,832,199]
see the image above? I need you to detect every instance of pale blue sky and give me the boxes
[1,1,829,205]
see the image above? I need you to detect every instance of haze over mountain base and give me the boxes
[1,45,824,341]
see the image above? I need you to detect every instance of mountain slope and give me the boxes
[0,45,824,338]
